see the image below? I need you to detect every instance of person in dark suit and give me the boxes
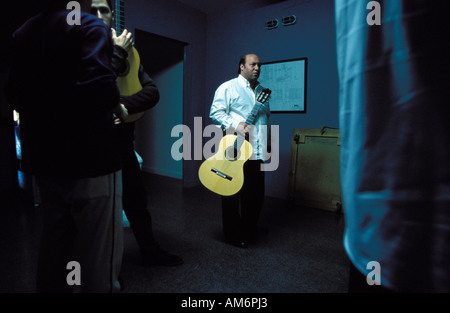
[91,0,183,267]
[7,0,126,292]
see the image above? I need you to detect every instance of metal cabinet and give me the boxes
[288,127,342,213]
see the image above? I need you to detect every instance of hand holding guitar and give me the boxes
[236,122,255,139]
[113,103,129,124]
[112,28,133,52]
[236,122,249,138]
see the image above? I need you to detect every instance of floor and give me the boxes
[0,173,349,293]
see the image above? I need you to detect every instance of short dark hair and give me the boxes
[106,0,113,10]
[237,54,248,74]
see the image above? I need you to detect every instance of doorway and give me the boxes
[133,29,187,179]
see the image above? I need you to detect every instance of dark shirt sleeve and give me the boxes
[6,12,122,178]
[111,45,160,114]
[77,22,120,112]
[111,44,129,75]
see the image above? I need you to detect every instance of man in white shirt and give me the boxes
[209,54,271,248]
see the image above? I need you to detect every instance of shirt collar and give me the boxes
[238,74,260,90]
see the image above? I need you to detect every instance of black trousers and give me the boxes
[221,160,265,241]
[121,146,157,254]
[36,172,123,292]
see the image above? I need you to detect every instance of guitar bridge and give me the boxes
[211,168,232,181]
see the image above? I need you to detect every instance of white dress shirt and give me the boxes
[210,75,271,161]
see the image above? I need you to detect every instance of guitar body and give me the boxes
[199,87,271,196]
[116,46,144,123]
[198,135,253,196]
[114,1,144,123]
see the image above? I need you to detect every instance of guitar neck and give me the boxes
[233,86,271,150]
[244,102,263,126]
[236,100,262,150]
[115,0,125,34]
[244,85,268,125]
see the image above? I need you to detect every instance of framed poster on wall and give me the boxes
[258,57,307,113]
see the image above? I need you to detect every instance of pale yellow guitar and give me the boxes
[199,88,271,196]
[115,0,144,123]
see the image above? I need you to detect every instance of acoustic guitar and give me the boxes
[198,87,271,196]
[114,0,144,123]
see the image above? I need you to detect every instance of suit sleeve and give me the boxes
[111,45,160,114]
[77,22,120,112]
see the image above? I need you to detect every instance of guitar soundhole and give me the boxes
[118,59,131,77]
[225,147,240,161]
